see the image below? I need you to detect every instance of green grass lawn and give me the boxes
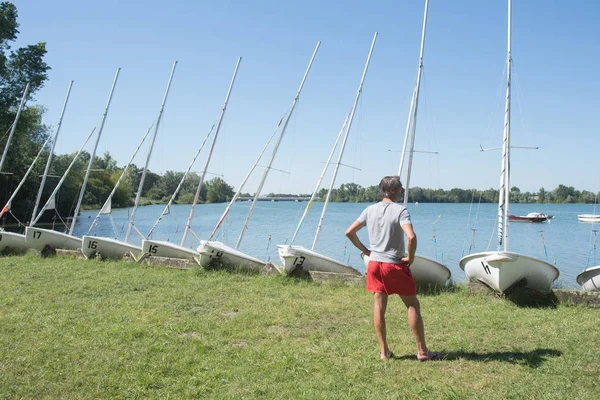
[0,254,598,399]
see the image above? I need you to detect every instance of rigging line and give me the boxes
[0,123,15,144]
[461,190,476,256]
[483,61,509,145]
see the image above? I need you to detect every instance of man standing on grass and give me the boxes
[345,175,443,361]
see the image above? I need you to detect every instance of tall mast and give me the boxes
[86,122,154,236]
[31,127,96,226]
[0,83,30,172]
[312,32,377,250]
[289,110,350,245]
[0,137,51,219]
[70,69,120,235]
[498,0,512,251]
[402,0,429,206]
[236,41,321,249]
[147,122,215,239]
[208,127,279,241]
[126,61,177,242]
[180,57,242,246]
[31,81,74,223]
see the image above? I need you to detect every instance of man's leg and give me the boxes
[374,292,390,358]
[399,295,428,358]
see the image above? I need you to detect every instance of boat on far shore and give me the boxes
[508,212,553,223]
[578,214,600,223]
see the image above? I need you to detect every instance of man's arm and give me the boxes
[345,220,370,257]
[400,223,417,265]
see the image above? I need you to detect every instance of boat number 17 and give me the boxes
[293,256,306,267]
[33,231,42,239]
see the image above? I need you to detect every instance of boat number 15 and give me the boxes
[149,245,158,254]
[293,256,306,267]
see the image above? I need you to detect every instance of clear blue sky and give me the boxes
[12,0,600,195]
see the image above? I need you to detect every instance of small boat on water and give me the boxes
[508,212,553,223]
[578,214,600,223]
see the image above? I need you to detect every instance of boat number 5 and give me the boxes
[33,231,42,239]
[88,241,97,250]
[480,261,491,275]
[149,245,158,254]
[293,256,306,267]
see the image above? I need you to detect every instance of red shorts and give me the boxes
[366,260,416,296]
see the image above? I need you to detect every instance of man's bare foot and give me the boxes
[380,351,394,360]
[417,350,445,361]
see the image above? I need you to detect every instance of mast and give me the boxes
[126,61,177,242]
[397,90,416,178]
[31,127,96,225]
[208,125,280,241]
[0,83,30,172]
[70,69,120,235]
[498,0,512,251]
[0,137,51,219]
[180,57,242,246]
[147,122,215,239]
[289,110,350,245]
[402,0,429,206]
[86,122,154,236]
[31,81,74,223]
[312,33,377,250]
[235,42,320,249]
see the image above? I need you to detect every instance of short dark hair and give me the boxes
[379,175,403,197]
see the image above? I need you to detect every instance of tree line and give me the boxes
[313,183,599,204]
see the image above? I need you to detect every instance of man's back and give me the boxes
[358,202,412,263]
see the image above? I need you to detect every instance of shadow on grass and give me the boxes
[202,260,262,276]
[392,348,562,368]
[504,287,559,309]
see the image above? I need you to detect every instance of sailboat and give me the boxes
[0,83,32,254]
[276,33,377,277]
[196,42,321,271]
[140,57,242,262]
[0,137,51,253]
[80,62,177,260]
[459,0,559,293]
[363,1,451,286]
[26,68,121,253]
[576,229,599,291]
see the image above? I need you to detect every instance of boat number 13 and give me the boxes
[293,256,306,267]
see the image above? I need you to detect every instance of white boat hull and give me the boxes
[459,251,559,293]
[362,253,451,286]
[197,241,266,271]
[277,245,362,276]
[141,239,200,261]
[25,227,82,252]
[576,265,600,292]
[578,214,600,223]
[0,231,28,254]
[81,235,141,260]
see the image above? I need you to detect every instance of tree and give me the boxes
[0,2,51,223]
[205,177,234,203]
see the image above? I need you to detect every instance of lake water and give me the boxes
[72,201,600,289]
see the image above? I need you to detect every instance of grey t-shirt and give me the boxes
[357,202,412,263]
